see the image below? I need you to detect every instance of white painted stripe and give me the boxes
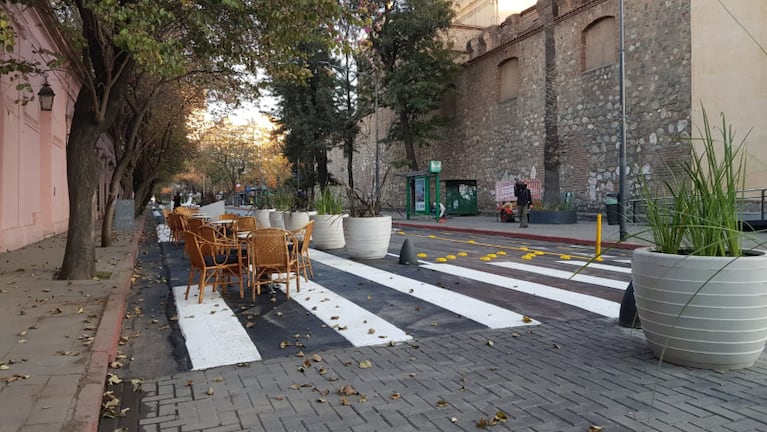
[310,249,538,328]
[276,281,412,346]
[556,260,632,274]
[490,261,628,290]
[156,224,170,243]
[612,259,632,264]
[419,263,620,318]
[172,285,261,370]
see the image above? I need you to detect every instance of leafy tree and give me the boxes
[368,0,459,171]
[41,0,346,279]
[271,43,341,198]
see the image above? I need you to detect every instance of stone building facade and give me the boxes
[328,0,765,213]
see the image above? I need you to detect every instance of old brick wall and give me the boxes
[328,0,692,213]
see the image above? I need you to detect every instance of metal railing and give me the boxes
[626,188,767,224]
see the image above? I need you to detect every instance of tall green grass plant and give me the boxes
[643,108,747,257]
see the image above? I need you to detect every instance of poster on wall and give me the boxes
[415,178,426,212]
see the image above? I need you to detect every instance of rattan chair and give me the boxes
[184,228,244,303]
[246,228,300,300]
[290,221,314,281]
[235,216,261,233]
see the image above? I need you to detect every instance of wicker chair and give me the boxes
[183,230,244,303]
[235,216,261,233]
[290,221,314,281]
[166,213,185,245]
[246,228,300,300]
[197,225,246,299]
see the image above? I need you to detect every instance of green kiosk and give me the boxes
[404,160,442,222]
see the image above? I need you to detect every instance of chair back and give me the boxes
[299,220,313,252]
[183,231,206,269]
[235,216,260,233]
[186,217,206,234]
[219,213,238,220]
[248,228,296,268]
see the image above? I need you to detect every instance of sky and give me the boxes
[499,0,536,16]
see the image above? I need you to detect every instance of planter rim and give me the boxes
[634,246,767,257]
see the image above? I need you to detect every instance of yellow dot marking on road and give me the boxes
[559,255,572,260]
[436,257,447,263]
[417,253,428,258]
[480,256,491,261]
[496,251,507,255]
[446,255,457,260]
[457,252,468,257]
[521,254,533,260]
[397,231,598,261]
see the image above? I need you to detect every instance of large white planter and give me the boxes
[283,211,310,232]
[310,214,345,250]
[343,216,392,259]
[269,211,286,229]
[632,247,767,370]
[252,209,272,228]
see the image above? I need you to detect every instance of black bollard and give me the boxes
[398,239,419,265]
[618,280,641,328]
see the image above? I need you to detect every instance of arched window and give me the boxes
[582,16,617,71]
[498,57,521,101]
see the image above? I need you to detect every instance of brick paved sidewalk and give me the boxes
[121,318,767,432]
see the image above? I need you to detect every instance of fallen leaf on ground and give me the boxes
[359,360,372,369]
[390,393,401,400]
[206,387,214,396]
[436,399,448,407]
[522,315,532,323]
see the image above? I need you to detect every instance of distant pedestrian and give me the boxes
[516,181,532,228]
[173,193,181,209]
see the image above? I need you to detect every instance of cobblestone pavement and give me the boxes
[104,214,767,432]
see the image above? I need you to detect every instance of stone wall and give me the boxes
[328,0,693,213]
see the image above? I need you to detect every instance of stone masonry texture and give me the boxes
[328,0,692,213]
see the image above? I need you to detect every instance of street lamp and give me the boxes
[38,78,55,112]
[320,62,380,200]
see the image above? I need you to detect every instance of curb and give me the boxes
[392,221,645,250]
[70,219,146,432]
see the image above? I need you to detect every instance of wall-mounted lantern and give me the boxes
[37,78,56,111]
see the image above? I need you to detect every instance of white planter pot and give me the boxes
[283,211,310,232]
[269,211,285,229]
[632,247,767,370]
[310,214,345,250]
[343,216,392,259]
[252,209,272,228]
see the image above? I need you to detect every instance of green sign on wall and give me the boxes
[428,160,442,173]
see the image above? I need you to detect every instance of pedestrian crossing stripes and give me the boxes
[309,249,539,329]
[490,261,628,290]
[418,262,621,318]
[172,285,261,370]
[273,280,413,346]
[164,231,634,370]
[555,259,632,274]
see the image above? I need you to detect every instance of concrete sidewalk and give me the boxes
[0,224,143,432]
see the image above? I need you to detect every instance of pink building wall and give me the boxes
[0,4,79,252]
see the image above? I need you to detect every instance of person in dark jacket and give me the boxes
[516,181,532,228]
[173,193,181,209]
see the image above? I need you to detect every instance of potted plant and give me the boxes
[310,188,346,250]
[631,109,767,370]
[343,169,392,259]
[269,187,294,229]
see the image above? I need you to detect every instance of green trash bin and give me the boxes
[445,180,478,215]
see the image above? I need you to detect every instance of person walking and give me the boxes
[516,181,532,228]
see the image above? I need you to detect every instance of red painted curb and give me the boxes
[392,221,645,250]
[72,220,145,432]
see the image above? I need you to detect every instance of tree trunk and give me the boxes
[539,0,561,209]
[316,148,328,191]
[399,109,419,171]
[345,134,354,189]
[58,88,104,280]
